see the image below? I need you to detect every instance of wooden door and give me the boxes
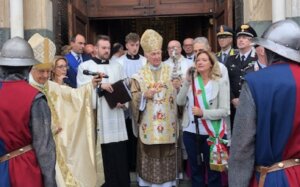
[52,0,69,54]
[209,0,233,51]
[214,0,233,28]
[87,0,216,17]
[88,0,150,17]
[52,0,89,53]
[69,2,89,40]
[153,0,214,16]
[73,0,233,52]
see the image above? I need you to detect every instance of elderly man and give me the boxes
[229,20,300,187]
[131,29,180,187]
[0,37,56,187]
[28,33,104,187]
[183,37,194,62]
[164,40,193,80]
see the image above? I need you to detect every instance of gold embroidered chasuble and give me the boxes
[131,63,181,183]
[132,64,177,144]
[31,80,104,187]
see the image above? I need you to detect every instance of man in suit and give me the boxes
[216,25,237,65]
[226,24,260,130]
[65,34,90,88]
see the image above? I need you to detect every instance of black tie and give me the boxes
[241,55,245,63]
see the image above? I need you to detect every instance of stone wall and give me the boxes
[0,0,54,48]
[0,0,10,48]
[244,0,300,36]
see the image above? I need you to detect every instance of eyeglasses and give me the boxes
[56,65,69,69]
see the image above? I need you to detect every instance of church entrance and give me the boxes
[88,16,211,59]
[53,0,234,54]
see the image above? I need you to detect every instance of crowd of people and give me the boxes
[0,19,300,187]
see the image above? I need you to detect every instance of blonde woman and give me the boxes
[176,50,230,187]
[51,56,70,85]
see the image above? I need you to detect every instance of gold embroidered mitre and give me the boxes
[140,29,163,53]
[28,33,56,69]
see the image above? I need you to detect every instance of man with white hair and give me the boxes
[28,33,104,187]
[131,29,180,187]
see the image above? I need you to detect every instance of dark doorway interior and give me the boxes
[89,15,211,60]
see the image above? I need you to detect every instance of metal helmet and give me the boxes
[0,36,40,66]
[253,19,300,63]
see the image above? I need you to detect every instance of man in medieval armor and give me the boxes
[229,19,300,187]
[0,37,56,187]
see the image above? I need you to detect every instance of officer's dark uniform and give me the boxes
[226,24,261,129]
[215,25,238,65]
[216,48,238,65]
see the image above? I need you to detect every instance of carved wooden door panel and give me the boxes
[153,0,214,16]
[88,0,150,17]
[72,7,89,38]
[215,0,233,27]
[87,0,216,17]
[53,0,89,53]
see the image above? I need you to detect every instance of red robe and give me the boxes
[0,80,43,187]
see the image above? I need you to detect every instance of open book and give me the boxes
[103,79,132,109]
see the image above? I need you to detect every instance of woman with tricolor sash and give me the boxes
[177,50,230,187]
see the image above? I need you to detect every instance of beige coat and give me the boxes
[176,76,231,139]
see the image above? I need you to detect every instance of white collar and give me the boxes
[239,49,252,60]
[221,47,231,55]
[71,50,81,58]
[29,73,46,89]
[149,64,162,71]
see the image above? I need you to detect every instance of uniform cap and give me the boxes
[217,25,234,37]
[236,24,257,38]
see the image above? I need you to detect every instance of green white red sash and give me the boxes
[192,75,228,171]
